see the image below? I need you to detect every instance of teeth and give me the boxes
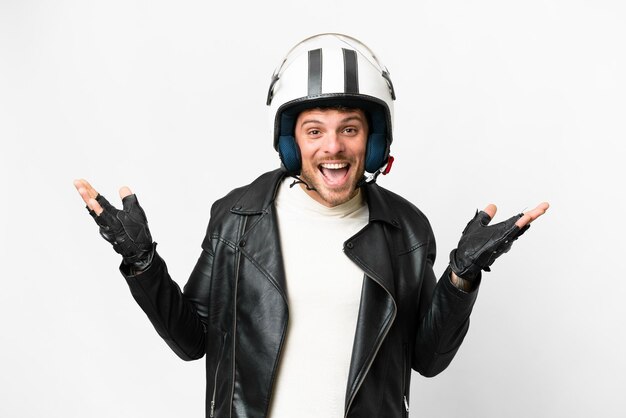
[320,163,348,169]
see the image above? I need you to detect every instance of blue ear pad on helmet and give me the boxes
[364,106,388,172]
[278,135,301,174]
[365,133,387,173]
[277,110,301,174]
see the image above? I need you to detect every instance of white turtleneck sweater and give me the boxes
[270,179,370,418]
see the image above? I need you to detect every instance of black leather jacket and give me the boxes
[123,169,479,418]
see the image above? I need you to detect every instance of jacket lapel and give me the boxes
[343,183,401,411]
[239,205,288,301]
[229,169,289,301]
[343,220,398,411]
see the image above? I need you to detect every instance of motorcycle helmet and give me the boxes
[266,33,396,175]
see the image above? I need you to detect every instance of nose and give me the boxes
[322,131,345,155]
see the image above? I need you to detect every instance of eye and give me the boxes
[343,127,358,135]
[307,129,322,136]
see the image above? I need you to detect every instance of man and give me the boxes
[74,33,548,417]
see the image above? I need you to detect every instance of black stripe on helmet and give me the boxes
[308,48,322,97]
[342,48,359,94]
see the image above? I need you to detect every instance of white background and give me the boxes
[1,0,624,417]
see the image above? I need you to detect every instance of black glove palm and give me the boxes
[88,194,154,271]
[450,210,529,282]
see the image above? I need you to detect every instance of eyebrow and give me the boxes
[300,119,323,127]
[300,115,365,127]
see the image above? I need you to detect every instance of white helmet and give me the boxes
[266,33,396,175]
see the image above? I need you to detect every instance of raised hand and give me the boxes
[450,202,549,283]
[74,179,154,271]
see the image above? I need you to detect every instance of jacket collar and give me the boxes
[362,181,402,229]
[230,168,401,230]
[229,169,285,215]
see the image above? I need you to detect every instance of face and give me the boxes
[294,108,368,207]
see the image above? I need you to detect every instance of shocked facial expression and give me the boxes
[294,108,368,207]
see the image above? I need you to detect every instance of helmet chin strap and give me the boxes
[357,155,394,188]
[356,171,380,188]
[289,175,316,191]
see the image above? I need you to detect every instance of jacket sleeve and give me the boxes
[121,241,214,361]
[412,237,480,377]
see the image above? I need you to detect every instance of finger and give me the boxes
[483,204,497,221]
[518,202,549,225]
[88,197,104,216]
[76,186,92,206]
[119,186,133,200]
[515,201,550,228]
[73,179,99,199]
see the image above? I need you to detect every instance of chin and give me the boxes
[317,188,357,207]
[305,172,357,207]
[302,166,363,207]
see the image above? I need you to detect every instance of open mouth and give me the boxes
[318,162,350,186]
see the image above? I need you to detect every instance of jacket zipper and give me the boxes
[344,274,397,418]
[228,216,248,418]
[260,211,290,418]
[210,332,227,417]
[402,344,410,416]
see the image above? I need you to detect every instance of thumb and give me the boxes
[119,186,133,200]
[482,204,497,222]
[119,186,137,213]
